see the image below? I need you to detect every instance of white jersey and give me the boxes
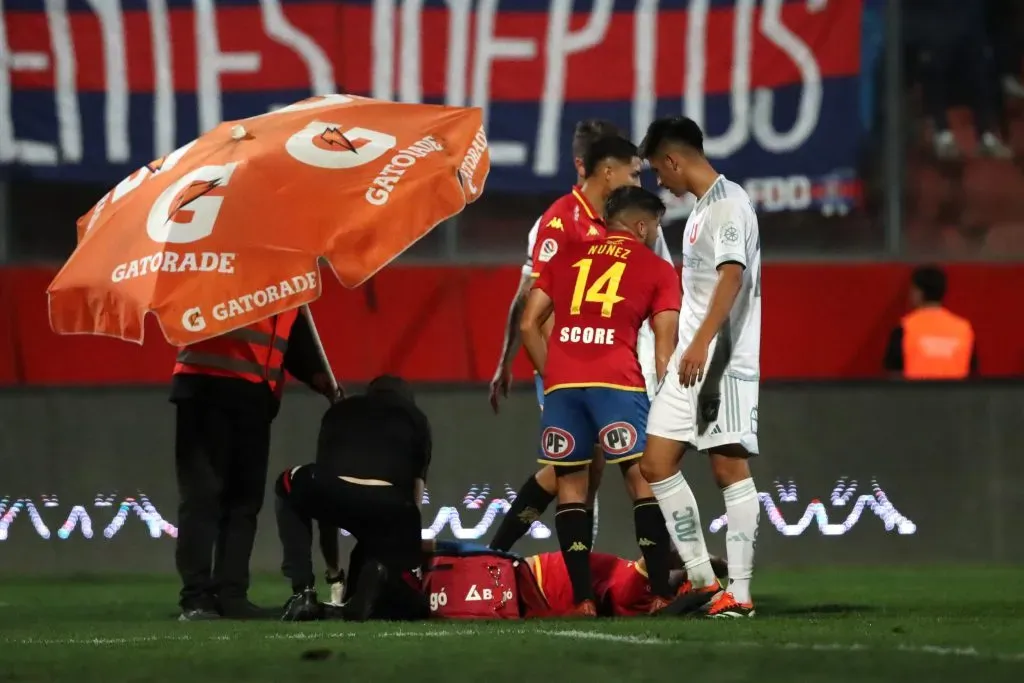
[522,215,674,399]
[521,218,542,276]
[679,175,761,379]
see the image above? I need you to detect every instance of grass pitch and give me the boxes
[0,567,1021,683]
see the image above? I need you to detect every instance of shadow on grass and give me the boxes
[755,596,876,617]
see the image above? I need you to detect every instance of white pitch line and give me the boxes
[3,629,1023,663]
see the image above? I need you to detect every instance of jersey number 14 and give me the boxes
[570,258,626,318]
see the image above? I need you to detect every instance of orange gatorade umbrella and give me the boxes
[48,94,490,346]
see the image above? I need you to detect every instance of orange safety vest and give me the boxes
[901,307,974,379]
[173,310,298,397]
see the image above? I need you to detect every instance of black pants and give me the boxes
[274,465,426,618]
[174,399,271,609]
[918,30,998,134]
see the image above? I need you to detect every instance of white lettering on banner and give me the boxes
[534,0,613,176]
[364,135,444,206]
[148,0,175,157]
[145,162,239,244]
[194,0,261,134]
[745,176,812,212]
[9,3,829,176]
[286,121,397,170]
[210,271,318,322]
[683,0,822,157]
[558,326,616,345]
[85,0,129,163]
[458,127,488,197]
[110,251,237,283]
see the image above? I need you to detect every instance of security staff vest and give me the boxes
[173,310,298,397]
[901,307,974,379]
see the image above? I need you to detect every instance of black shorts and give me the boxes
[275,464,422,572]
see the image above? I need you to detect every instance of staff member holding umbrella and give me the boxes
[173,308,339,621]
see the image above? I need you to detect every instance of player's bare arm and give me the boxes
[520,288,554,376]
[679,263,744,387]
[650,310,679,384]
[489,272,534,413]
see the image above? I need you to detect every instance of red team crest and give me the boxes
[541,426,575,459]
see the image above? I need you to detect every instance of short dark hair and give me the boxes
[367,374,415,403]
[582,136,638,177]
[639,116,704,158]
[572,119,622,159]
[911,265,947,303]
[604,186,666,224]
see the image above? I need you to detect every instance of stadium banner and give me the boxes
[2,262,1024,387]
[1,385,1022,576]
[3,0,863,212]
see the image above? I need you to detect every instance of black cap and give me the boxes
[367,374,414,403]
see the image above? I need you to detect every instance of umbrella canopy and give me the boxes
[48,94,490,346]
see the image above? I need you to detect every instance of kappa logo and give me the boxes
[538,237,559,263]
[586,225,601,237]
[181,307,207,333]
[546,217,564,231]
[541,427,575,459]
[168,179,221,221]
[598,421,638,456]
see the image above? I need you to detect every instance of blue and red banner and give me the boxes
[2,0,864,207]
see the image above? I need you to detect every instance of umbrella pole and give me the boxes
[300,305,339,394]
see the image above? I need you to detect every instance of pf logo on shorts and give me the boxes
[542,427,575,459]
[599,421,638,456]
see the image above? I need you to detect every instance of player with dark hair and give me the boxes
[639,116,763,618]
[489,119,623,413]
[518,185,682,616]
[486,126,646,554]
[274,375,432,622]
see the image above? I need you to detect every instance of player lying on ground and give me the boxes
[522,548,728,617]
[520,182,682,617]
[638,117,763,619]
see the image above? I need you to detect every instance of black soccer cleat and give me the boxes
[282,588,325,622]
[653,582,722,617]
[341,559,387,623]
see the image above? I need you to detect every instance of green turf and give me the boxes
[0,568,1021,682]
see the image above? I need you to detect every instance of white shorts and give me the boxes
[647,349,760,455]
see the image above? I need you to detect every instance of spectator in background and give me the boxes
[906,0,1013,160]
[884,266,977,379]
[987,0,1024,100]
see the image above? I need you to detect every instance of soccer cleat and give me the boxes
[282,588,325,622]
[704,591,755,618]
[654,581,722,617]
[567,599,598,618]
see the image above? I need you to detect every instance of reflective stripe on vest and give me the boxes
[173,310,297,394]
[901,307,974,379]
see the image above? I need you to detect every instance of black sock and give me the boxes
[633,497,674,598]
[555,503,593,604]
[490,475,555,551]
[586,507,595,546]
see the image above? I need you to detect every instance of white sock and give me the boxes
[649,472,716,588]
[722,478,760,604]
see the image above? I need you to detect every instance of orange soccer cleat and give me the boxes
[704,591,755,618]
[653,581,722,617]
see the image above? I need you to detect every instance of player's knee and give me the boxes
[708,448,752,488]
[535,466,558,495]
[638,455,666,484]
